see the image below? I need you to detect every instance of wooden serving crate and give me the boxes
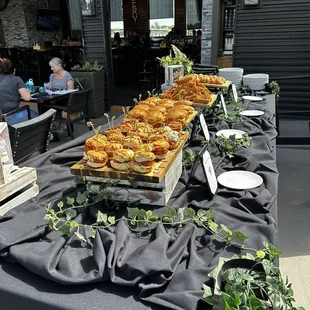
[192,94,218,108]
[71,132,189,183]
[71,132,189,205]
[0,167,39,216]
[202,80,232,89]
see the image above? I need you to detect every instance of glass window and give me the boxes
[149,0,174,37]
[186,0,201,34]
[110,0,124,37]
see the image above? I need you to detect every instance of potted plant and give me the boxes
[203,245,305,310]
[157,44,193,76]
[71,57,105,118]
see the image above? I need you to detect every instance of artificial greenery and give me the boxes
[157,44,193,75]
[216,133,252,158]
[218,112,242,123]
[44,185,303,310]
[183,148,198,168]
[203,246,305,310]
[71,56,103,72]
[268,81,280,105]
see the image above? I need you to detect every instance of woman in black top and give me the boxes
[0,58,31,113]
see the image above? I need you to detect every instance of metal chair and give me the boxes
[7,109,56,165]
[41,89,92,140]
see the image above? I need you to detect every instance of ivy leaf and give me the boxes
[108,216,116,225]
[70,221,79,228]
[90,228,96,238]
[76,191,88,205]
[208,219,218,233]
[256,250,266,259]
[65,209,77,221]
[57,201,64,209]
[198,209,213,221]
[185,207,196,218]
[178,207,185,222]
[127,207,140,219]
[232,231,248,243]
[146,210,152,218]
[75,231,86,242]
[202,284,213,299]
[44,214,52,221]
[59,224,71,235]
[220,224,232,244]
[165,206,177,218]
[96,210,107,224]
[220,224,232,236]
[263,242,282,260]
[66,197,75,205]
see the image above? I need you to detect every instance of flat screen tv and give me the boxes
[37,9,61,31]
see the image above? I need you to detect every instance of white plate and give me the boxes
[242,96,263,102]
[240,110,264,117]
[217,171,263,190]
[216,129,246,139]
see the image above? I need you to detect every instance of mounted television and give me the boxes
[37,9,61,31]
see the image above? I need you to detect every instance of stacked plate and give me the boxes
[219,67,244,86]
[243,74,269,91]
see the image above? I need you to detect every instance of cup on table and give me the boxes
[43,82,50,91]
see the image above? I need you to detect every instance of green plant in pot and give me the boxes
[157,44,193,75]
[203,243,305,310]
[71,56,105,118]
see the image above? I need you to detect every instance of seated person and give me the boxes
[0,58,37,125]
[49,57,74,90]
[112,32,122,47]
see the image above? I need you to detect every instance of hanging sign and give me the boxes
[220,94,228,115]
[232,84,238,103]
[132,0,138,22]
[199,112,210,142]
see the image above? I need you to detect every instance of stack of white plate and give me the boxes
[243,74,269,91]
[219,67,244,86]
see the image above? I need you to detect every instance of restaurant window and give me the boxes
[186,0,202,35]
[149,0,174,37]
[110,0,124,37]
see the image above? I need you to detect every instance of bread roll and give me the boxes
[134,151,155,163]
[132,163,153,174]
[110,160,131,171]
[104,143,123,159]
[84,134,107,154]
[87,150,108,168]
[113,149,134,162]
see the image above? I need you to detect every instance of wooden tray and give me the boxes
[202,80,232,89]
[183,111,197,127]
[71,132,189,183]
[192,94,218,108]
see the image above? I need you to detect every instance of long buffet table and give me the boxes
[0,96,278,310]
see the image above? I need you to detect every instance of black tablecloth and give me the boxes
[0,101,278,310]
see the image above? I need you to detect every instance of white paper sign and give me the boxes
[232,84,238,103]
[199,113,210,141]
[220,94,227,115]
[201,150,218,195]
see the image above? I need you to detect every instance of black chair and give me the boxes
[192,64,218,75]
[7,109,56,165]
[0,105,32,125]
[41,89,92,140]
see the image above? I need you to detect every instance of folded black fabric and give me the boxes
[0,106,278,310]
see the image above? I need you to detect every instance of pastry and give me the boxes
[87,150,108,168]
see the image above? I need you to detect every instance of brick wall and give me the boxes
[0,0,61,47]
[0,0,29,47]
[23,0,61,46]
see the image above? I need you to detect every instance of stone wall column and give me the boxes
[200,0,213,64]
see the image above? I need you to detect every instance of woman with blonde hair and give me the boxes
[49,57,74,90]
